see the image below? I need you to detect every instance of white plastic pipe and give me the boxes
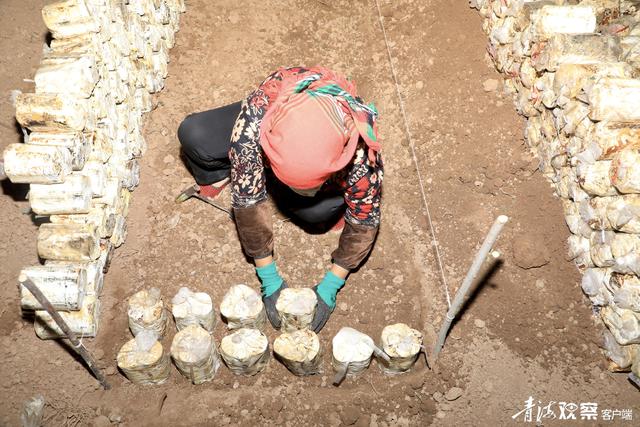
[433,215,509,361]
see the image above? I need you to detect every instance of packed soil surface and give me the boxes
[1,0,638,426]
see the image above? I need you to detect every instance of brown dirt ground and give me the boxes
[1,0,638,426]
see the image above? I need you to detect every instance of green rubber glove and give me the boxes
[256,261,284,297]
[256,261,286,329]
[315,270,345,309]
[310,271,345,332]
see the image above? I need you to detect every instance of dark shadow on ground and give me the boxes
[448,258,503,332]
[1,179,29,201]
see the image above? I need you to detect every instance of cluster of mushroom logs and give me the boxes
[118,285,425,385]
[4,0,185,340]
[472,0,640,376]
[12,0,640,386]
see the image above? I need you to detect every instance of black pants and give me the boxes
[177,103,345,225]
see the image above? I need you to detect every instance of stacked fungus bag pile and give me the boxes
[5,0,185,340]
[472,0,640,374]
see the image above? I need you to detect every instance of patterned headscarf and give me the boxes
[260,67,380,189]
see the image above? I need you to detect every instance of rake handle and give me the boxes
[20,277,111,390]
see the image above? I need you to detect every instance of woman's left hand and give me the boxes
[310,286,333,333]
[310,265,349,333]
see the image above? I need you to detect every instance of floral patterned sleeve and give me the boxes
[228,99,267,208]
[329,145,383,270]
[343,146,384,227]
[229,67,310,208]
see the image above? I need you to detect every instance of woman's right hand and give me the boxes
[255,257,285,329]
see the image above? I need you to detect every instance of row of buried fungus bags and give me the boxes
[119,285,425,385]
[471,0,640,375]
[3,0,185,338]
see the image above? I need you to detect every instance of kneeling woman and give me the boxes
[177,66,383,333]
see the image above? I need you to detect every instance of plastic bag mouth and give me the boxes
[135,329,159,353]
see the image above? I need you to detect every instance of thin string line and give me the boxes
[373,0,451,308]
